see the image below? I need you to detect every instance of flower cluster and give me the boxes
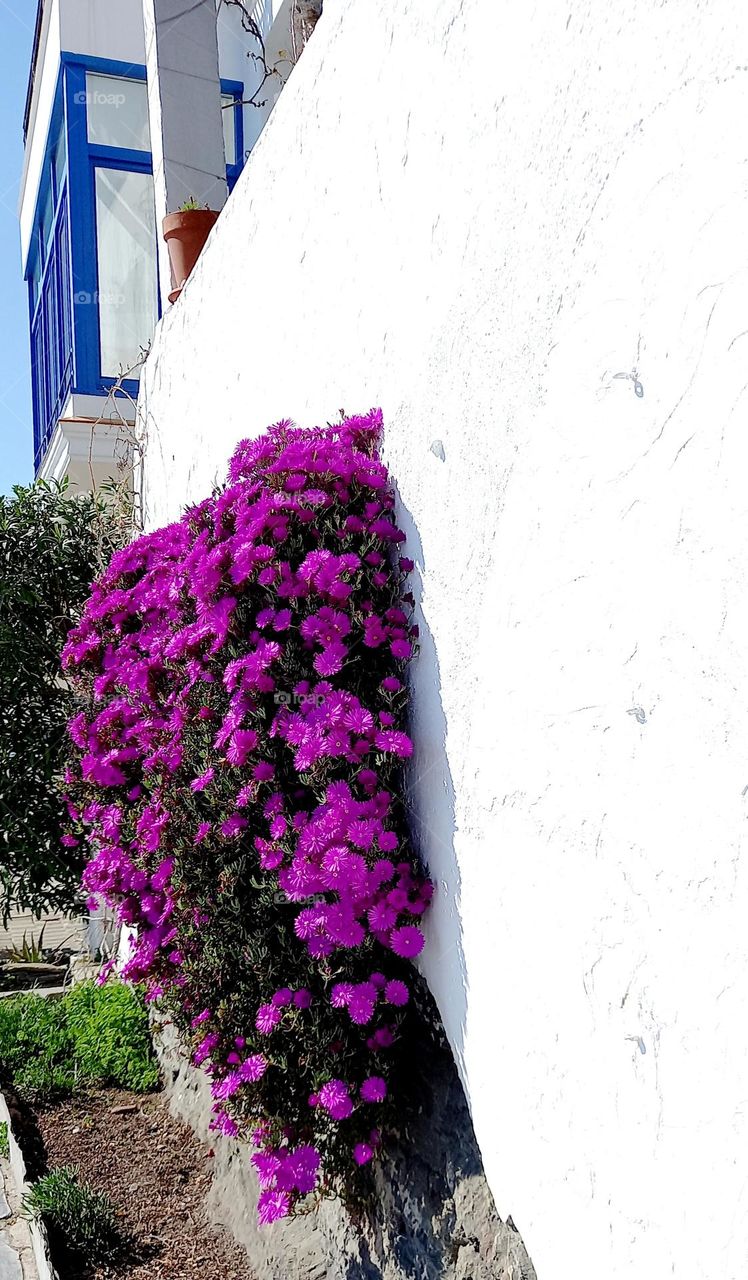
[62,413,431,1224]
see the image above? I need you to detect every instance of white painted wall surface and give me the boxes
[59,0,146,66]
[138,1,748,1275]
[218,0,298,158]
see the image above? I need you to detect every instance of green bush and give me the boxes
[0,993,74,1098]
[0,981,159,1100]
[0,480,127,919]
[64,980,160,1092]
[23,1167,121,1265]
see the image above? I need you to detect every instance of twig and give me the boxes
[219,0,285,108]
[86,346,151,537]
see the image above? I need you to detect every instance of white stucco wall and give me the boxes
[138,1,748,1275]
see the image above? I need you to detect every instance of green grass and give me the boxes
[0,980,160,1101]
[23,1167,123,1264]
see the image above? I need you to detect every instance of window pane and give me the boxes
[94,168,158,378]
[38,181,54,258]
[53,127,66,188]
[86,74,150,151]
[222,94,236,166]
[30,256,41,312]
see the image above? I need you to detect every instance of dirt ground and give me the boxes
[27,1086,254,1280]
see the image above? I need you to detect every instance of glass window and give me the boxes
[29,253,41,313]
[51,127,66,199]
[38,181,54,258]
[86,74,150,152]
[94,168,158,377]
[222,94,237,167]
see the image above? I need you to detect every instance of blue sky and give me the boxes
[0,3,35,494]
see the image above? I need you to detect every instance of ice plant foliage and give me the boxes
[62,413,432,1224]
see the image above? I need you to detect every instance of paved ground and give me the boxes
[0,1232,23,1280]
[0,1114,51,1280]
[0,1166,24,1280]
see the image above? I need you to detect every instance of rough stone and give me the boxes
[0,1235,22,1280]
[0,1172,10,1221]
[153,1009,536,1280]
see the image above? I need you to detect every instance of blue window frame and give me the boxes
[27,75,72,472]
[62,55,154,407]
[26,52,245,473]
[221,79,245,193]
[62,54,166,407]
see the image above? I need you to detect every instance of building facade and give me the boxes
[20,0,296,487]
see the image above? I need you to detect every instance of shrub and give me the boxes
[64,980,160,1092]
[62,413,433,1224]
[23,1167,122,1265]
[0,480,125,919]
[0,992,74,1098]
[0,981,159,1100]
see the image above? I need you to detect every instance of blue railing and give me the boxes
[31,183,73,473]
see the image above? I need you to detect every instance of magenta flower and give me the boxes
[220,814,247,839]
[360,1076,387,1103]
[389,925,425,958]
[256,1003,282,1034]
[318,1079,353,1120]
[190,767,215,792]
[252,1151,282,1187]
[62,412,434,1229]
[286,1144,320,1195]
[348,982,378,1025]
[373,730,413,758]
[226,729,259,766]
[210,1110,239,1138]
[257,1189,291,1224]
[212,1071,242,1101]
[239,1054,268,1083]
[368,901,398,932]
[330,983,354,1009]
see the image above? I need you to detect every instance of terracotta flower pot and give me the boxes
[162,209,220,304]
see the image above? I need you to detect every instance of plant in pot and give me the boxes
[162,197,220,304]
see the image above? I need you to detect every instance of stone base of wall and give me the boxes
[151,1008,537,1280]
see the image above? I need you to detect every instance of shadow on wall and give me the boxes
[395,488,470,1087]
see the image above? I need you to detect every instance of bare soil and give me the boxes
[27,1086,254,1280]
